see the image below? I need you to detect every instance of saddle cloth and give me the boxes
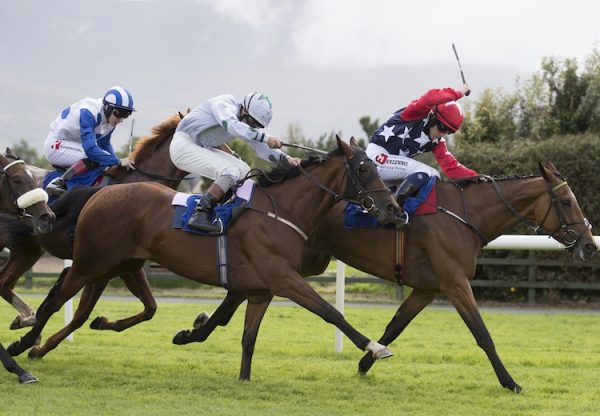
[344,176,438,229]
[171,179,254,235]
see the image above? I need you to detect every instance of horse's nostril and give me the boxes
[585,243,597,253]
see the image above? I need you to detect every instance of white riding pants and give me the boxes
[44,135,86,168]
[170,131,250,191]
[366,143,440,184]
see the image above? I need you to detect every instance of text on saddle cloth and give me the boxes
[344,176,438,229]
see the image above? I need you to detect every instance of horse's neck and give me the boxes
[254,161,345,238]
[450,177,546,241]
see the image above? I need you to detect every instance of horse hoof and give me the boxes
[19,372,38,384]
[10,315,35,330]
[172,330,191,345]
[373,347,394,360]
[28,347,42,360]
[506,383,523,394]
[193,312,210,329]
[89,316,107,330]
[358,353,374,374]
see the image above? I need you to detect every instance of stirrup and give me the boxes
[396,211,409,227]
[46,178,67,197]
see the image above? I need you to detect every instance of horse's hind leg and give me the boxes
[0,245,45,329]
[239,292,272,381]
[358,288,435,374]
[173,291,246,345]
[443,278,522,393]
[90,268,157,332]
[0,342,37,384]
[29,278,110,359]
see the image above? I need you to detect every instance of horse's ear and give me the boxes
[538,161,549,180]
[187,108,191,114]
[336,136,354,159]
[349,136,359,147]
[5,148,17,160]
[178,111,184,119]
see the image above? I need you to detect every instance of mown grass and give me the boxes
[1,296,599,416]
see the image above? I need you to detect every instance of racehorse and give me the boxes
[0,149,55,384]
[0,113,188,329]
[168,161,596,393]
[8,138,402,380]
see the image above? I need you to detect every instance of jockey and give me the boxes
[366,84,478,223]
[44,86,136,196]
[169,92,301,233]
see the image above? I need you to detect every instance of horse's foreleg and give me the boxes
[358,288,435,374]
[0,342,37,384]
[173,291,246,345]
[90,269,157,332]
[0,246,44,329]
[443,278,522,393]
[274,273,392,359]
[239,292,272,381]
[29,279,110,359]
[8,267,86,356]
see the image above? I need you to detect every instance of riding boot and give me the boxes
[188,193,222,233]
[46,158,98,197]
[393,179,420,226]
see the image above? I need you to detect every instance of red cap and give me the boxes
[436,101,464,132]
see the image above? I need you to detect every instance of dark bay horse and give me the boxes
[0,113,189,329]
[8,138,402,380]
[0,149,56,384]
[174,161,596,393]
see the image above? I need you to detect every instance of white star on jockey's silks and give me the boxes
[397,126,411,144]
[414,132,431,148]
[379,124,395,142]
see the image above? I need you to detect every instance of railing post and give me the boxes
[24,271,33,289]
[528,251,536,304]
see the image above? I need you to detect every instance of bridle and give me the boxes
[0,159,49,219]
[296,149,392,216]
[488,174,592,251]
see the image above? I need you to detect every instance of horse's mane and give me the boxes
[254,149,338,187]
[449,174,539,187]
[130,113,182,162]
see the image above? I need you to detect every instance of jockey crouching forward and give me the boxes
[44,86,136,196]
[366,84,478,225]
[169,92,301,233]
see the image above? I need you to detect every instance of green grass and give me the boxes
[1,297,599,416]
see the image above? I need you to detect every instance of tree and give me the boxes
[10,138,50,168]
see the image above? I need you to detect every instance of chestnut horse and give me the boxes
[173,161,595,393]
[0,113,189,329]
[8,138,402,380]
[0,149,55,384]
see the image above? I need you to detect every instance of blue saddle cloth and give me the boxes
[43,168,106,202]
[173,195,248,235]
[343,177,437,229]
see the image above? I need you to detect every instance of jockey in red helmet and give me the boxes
[366,84,477,225]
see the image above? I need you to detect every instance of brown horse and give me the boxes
[0,149,55,384]
[172,161,596,393]
[0,113,189,329]
[8,138,402,380]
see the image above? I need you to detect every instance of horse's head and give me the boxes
[337,136,401,225]
[0,148,55,234]
[536,161,596,261]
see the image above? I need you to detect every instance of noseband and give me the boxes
[0,159,49,218]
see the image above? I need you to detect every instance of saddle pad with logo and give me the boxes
[171,179,254,235]
[343,176,438,229]
[44,167,106,203]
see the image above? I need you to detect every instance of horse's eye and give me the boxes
[560,199,571,207]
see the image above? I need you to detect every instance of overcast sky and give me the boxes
[1,0,598,153]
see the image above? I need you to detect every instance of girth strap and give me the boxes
[216,235,228,289]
